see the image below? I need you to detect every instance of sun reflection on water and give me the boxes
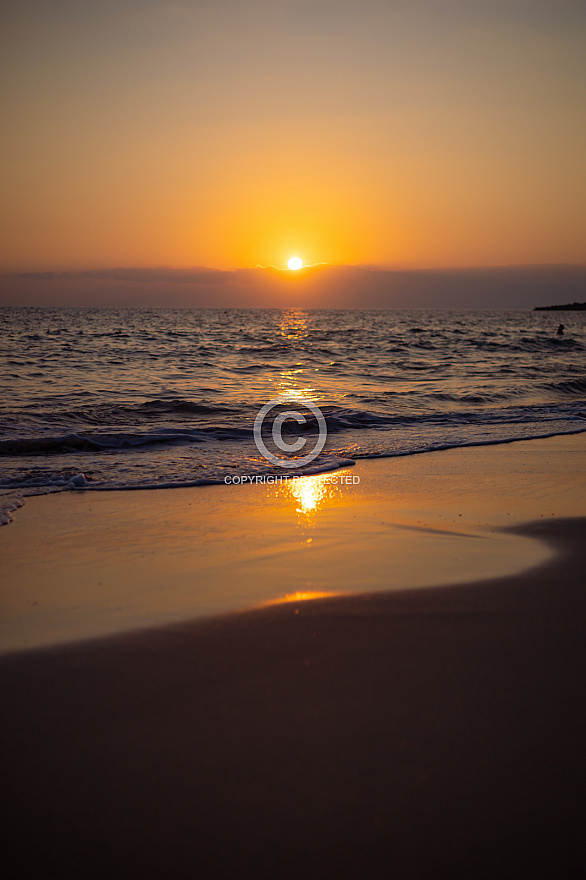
[271,310,320,402]
[279,309,309,340]
[273,378,318,400]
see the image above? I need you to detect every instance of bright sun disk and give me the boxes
[288,257,303,270]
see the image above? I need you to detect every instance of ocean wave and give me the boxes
[2,402,585,461]
[2,426,585,501]
[351,426,586,460]
[0,429,208,456]
[542,378,586,395]
[425,391,512,404]
[0,454,358,498]
[472,336,584,353]
[138,399,235,415]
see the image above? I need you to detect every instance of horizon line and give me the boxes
[5,261,586,279]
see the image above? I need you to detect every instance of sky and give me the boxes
[1,1,585,306]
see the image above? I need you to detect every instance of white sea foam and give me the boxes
[0,493,24,525]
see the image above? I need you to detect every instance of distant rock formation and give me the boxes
[534,302,586,311]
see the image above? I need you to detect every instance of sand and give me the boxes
[0,434,585,878]
[1,433,585,653]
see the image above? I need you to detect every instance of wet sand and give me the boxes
[1,517,585,878]
[1,433,585,653]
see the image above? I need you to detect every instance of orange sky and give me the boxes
[1,1,585,273]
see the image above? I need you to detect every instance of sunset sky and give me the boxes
[1,0,585,305]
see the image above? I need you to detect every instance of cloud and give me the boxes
[17,267,235,285]
[2,263,585,309]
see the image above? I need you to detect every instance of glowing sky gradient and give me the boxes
[1,1,585,287]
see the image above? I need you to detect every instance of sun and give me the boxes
[287,256,303,270]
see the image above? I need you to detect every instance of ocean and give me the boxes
[1,306,585,522]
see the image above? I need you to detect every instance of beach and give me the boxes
[3,0,586,875]
[1,433,585,878]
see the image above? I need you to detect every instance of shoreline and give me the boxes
[1,432,585,654]
[2,425,585,499]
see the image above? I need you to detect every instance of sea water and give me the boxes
[1,307,585,520]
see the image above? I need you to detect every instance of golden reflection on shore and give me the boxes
[287,473,332,516]
[262,590,338,606]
